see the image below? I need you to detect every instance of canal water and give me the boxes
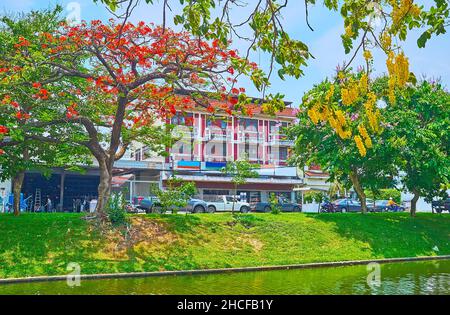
[1,260,449,295]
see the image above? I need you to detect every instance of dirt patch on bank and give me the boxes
[90,216,179,260]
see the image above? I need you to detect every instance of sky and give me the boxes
[1,0,449,106]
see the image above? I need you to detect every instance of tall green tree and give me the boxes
[0,7,90,215]
[375,79,450,216]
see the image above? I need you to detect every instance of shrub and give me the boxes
[106,193,128,226]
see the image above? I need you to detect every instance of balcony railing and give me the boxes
[204,128,231,142]
[204,155,228,162]
[268,134,294,146]
[238,130,263,144]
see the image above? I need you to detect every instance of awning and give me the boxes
[112,174,134,187]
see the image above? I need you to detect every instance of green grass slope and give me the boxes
[0,212,448,278]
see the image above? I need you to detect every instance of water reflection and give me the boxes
[0,260,448,295]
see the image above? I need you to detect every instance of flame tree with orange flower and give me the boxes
[0,14,260,218]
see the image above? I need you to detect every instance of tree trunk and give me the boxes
[232,185,237,215]
[349,170,367,213]
[95,158,113,219]
[13,172,25,216]
[410,189,420,217]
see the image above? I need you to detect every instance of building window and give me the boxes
[279,147,288,161]
[171,113,193,126]
[135,149,142,161]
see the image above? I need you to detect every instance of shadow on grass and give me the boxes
[0,213,101,277]
[305,212,450,258]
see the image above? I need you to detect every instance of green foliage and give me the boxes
[105,193,128,226]
[374,79,450,202]
[222,157,259,214]
[0,7,91,187]
[303,191,327,204]
[222,157,259,187]
[287,74,398,210]
[365,189,401,204]
[151,177,197,213]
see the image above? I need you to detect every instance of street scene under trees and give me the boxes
[0,0,449,300]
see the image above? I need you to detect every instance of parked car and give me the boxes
[252,197,302,213]
[133,196,163,213]
[184,198,208,213]
[432,197,450,213]
[207,195,250,213]
[332,199,362,212]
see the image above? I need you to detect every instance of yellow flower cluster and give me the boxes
[380,32,392,51]
[307,100,351,140]
[386,51,410,103]
[358,124,372,149]
[354,135,367,157]
[363,50,372,61]
[391,0,421,27]
[345,24,354,37]
[341,79,359,106]
[307,106,320,125]
[330,110,352,139]
[364,92,381,133]
[325,85,335,103]
[359,73,368,95]
[387,51,410,87]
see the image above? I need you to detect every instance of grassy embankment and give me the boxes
[0,212,449,279]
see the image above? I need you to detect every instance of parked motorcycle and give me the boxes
[320,201,337,213]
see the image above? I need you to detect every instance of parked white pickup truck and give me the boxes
[207,195,251,213]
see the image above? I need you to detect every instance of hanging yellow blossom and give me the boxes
[341,81,359,106]
[392,0,421,27]
[364,136,373,149]
[380,32,392,51]
[357,124,372,148]
[386,51,410,91]
[307,107,320,125]
[359,73,368,94]
[328,115,338,130]
[354,135,367,157]
[345,24,354,37]
[335,110,347,127]
[325,85,335,103]
[395,52,410,86]
[319,105,330,122]
[358,124,369,139]
[363,50,372,61]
